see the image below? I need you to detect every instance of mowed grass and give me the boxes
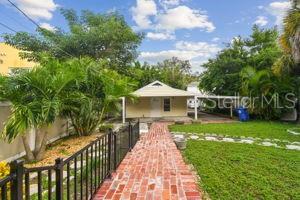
[184,140,300,199]
[170,121,300,142]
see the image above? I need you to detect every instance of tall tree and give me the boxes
[3,9,143,68]
[200,26,282,96]
[279,1,300,73]
[128,57,198,89]
[200,36,248,95]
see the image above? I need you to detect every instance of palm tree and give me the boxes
[279,0,300,72]
[60,59,136,136]
[1,60,74,161]
[277,0,300,120]
[98,69,136,124]
[241,66,295,119]
[1,58,136,160]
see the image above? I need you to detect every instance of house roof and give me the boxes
[133,81,195,97]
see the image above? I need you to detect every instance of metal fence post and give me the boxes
[55,158,64,200]
[113,131,117,170]
[108,130,112,177]
[10,160,24,200]
[137,119,140,140]
[128,122,132,151]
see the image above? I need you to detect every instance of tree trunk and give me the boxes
[21,135,35,162]
[291,28,300,64]
[98,105,107,126]
[34,126,48,161]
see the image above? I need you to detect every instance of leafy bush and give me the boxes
[98,124,114,132]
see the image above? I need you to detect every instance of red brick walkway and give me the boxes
[93,122,201,200]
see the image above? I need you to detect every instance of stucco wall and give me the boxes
[161,96,188,117]
[0,43,37,75]
[126,97,151,118]
[0,103,68,162]
[126,96,188,118]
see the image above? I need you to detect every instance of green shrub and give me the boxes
[98,124,113,132]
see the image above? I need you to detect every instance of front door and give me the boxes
[150,97,161,117]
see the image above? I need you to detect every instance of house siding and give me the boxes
[0,43,36,75]
[126,96,188,118]
[126,97,151,118]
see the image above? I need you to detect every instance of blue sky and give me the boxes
[0,0,291,72]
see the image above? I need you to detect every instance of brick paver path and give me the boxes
[93,122,202,200]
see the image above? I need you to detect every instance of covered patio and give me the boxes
[192,95,241,120]
[121,81,195,123]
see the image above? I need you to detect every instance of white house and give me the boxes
[123,81,195,121]
[121,80,240,123]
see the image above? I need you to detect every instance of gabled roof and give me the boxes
[133,81,195,97]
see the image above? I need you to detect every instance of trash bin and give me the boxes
[236,107,249,121]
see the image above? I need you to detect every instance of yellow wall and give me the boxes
[126,97,151,118]
[0,43,37,75]
[126,96,188,118]
[162,96,188,117]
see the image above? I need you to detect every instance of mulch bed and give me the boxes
[25,133,103,168]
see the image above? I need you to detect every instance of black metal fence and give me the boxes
[0,121,139,200]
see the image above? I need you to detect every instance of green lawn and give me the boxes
[184,140,300,200]
[170,121,300,142]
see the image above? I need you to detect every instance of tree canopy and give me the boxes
[0,58,136,161]
[3,9,143,68]
[128,57,198,90]
[199,26,297,119]
[199,26,282,96]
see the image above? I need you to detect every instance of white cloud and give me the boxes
[131,1,215,33]
[266,1,291,26]
[175,41,220,53]
[254,16,268,26]
[140,50,199,62]
[139,41,221,72]
[159,0,182,8]
[13,0,58,21]
[212,37,220,42]
[157,6,215,32]
[146,31,175,40]
[190,60,207,73]
[131,0,157,29]
[258,5,264,9]
[40,22,56,31]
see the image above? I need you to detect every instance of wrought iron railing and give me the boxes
[0,120,139,200]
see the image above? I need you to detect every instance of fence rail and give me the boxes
[0,121,139,200]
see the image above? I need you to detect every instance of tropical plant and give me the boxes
[240,66,295,119]
[59,58,136,136]
[280,1,300,69]
[99,69,136,123]
[0,60,75,161]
